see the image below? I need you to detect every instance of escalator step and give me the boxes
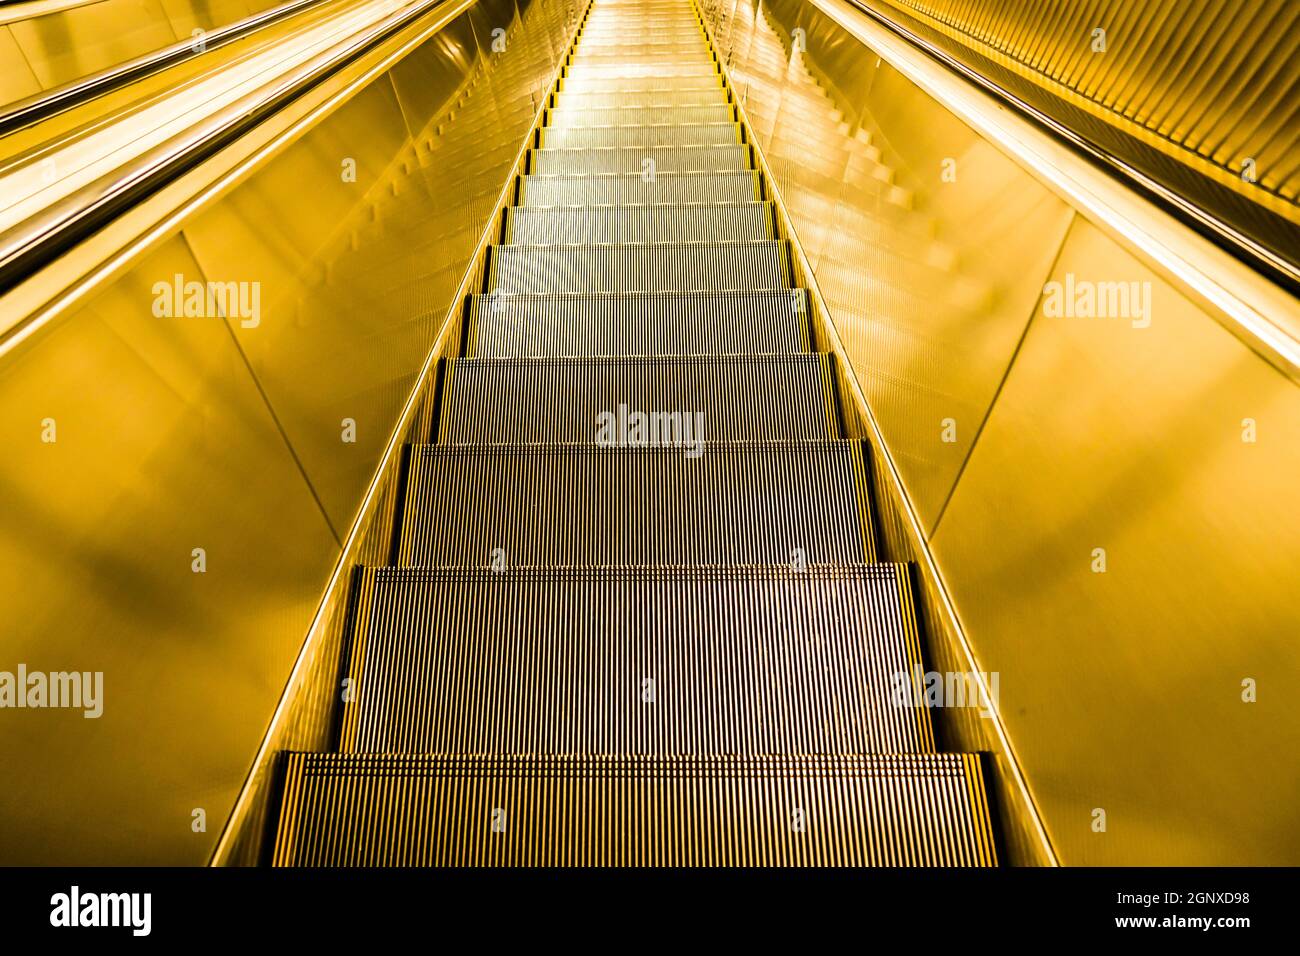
[558,76,723,95]
[396,440,875,566]
[547,104,733,127]
[561,65,722,82]
[519,170,760,205]
[540,120,740,149]
[438,354,837,443]
[273,753,994,866]
[488,240,789,293]
[528,143,752,175]
[552,90,728,110]
[504,201,772,244]
[337,565,930,754]
[465,290,811,357]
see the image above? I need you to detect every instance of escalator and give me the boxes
[270,0,997,867]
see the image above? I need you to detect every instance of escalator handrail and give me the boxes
[840,0,1300,297]
[0,0,333,137]
[0,0,466,315]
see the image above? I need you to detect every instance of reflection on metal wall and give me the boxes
[864,0,1300,208]
[703,0,1300,865]
[0,0,576,864]
[0,0,294,105]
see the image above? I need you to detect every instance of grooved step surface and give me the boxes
[547,104,733,127]
[274,753,995,866]
[338,566,931,755]
[505,201,772,244]
[520,170,760,205]
[529,144,752,175]
[439,354,837,443]
[553,90,728,109]
[488,240,789,293]
[466,290,811,357]
[396,441,876,566]
[540,120,740,148]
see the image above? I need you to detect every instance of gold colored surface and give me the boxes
[0,0,576,865]
[0,234,339,865]
[704,0,1300,864]
[0,0,373,161]
[864,0,1300,214]
[0,26,43,104]
[0,0,296,105]
[933,220,1300,865]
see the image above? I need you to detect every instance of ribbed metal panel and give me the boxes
[520,170,760,206]
[547,104,733,127]
[553,90,727,111]
[529,144,751,175]
[439,355,835,443]
[338,566,930,754]
[488,240,789,293]
[558,75,724,95]
[505,201,772,244]
[540,120,740,149]
[398,441,875,565]
[466,290,811,357]
[274,753,995,866]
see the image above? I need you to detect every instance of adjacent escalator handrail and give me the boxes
[0,0,332,137]
[0,0,464,309]
[843,0,1300,296]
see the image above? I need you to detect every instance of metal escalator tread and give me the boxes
[504,201,773,244]
[465,290,811,357]
[519,169,761,205]
[438,354,835,443]
[269,0,999,868]
[337,566,932,755]
[546,104,734,127]
[529,144,752,175]
[487,239,789,293]
[396,440,876,566]
[540,121,741,148]
[274,753,996,866]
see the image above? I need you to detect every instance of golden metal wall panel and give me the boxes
[8,0,183,91]
[0,26,43,104]
[0,234,338,865]
[180,76,418,534]
[930,218,1300,866]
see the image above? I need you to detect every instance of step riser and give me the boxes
[520,171,760,206]
[540,122,740,149]
[504,202,771,244]
[397,443,875,566]
[466,291,810,357]
[529,144,752,175]
[488,242,789,294]
[547,105,734,127]
[339,569,926,755]
[274,754,995,867]
[439,356,835,443]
